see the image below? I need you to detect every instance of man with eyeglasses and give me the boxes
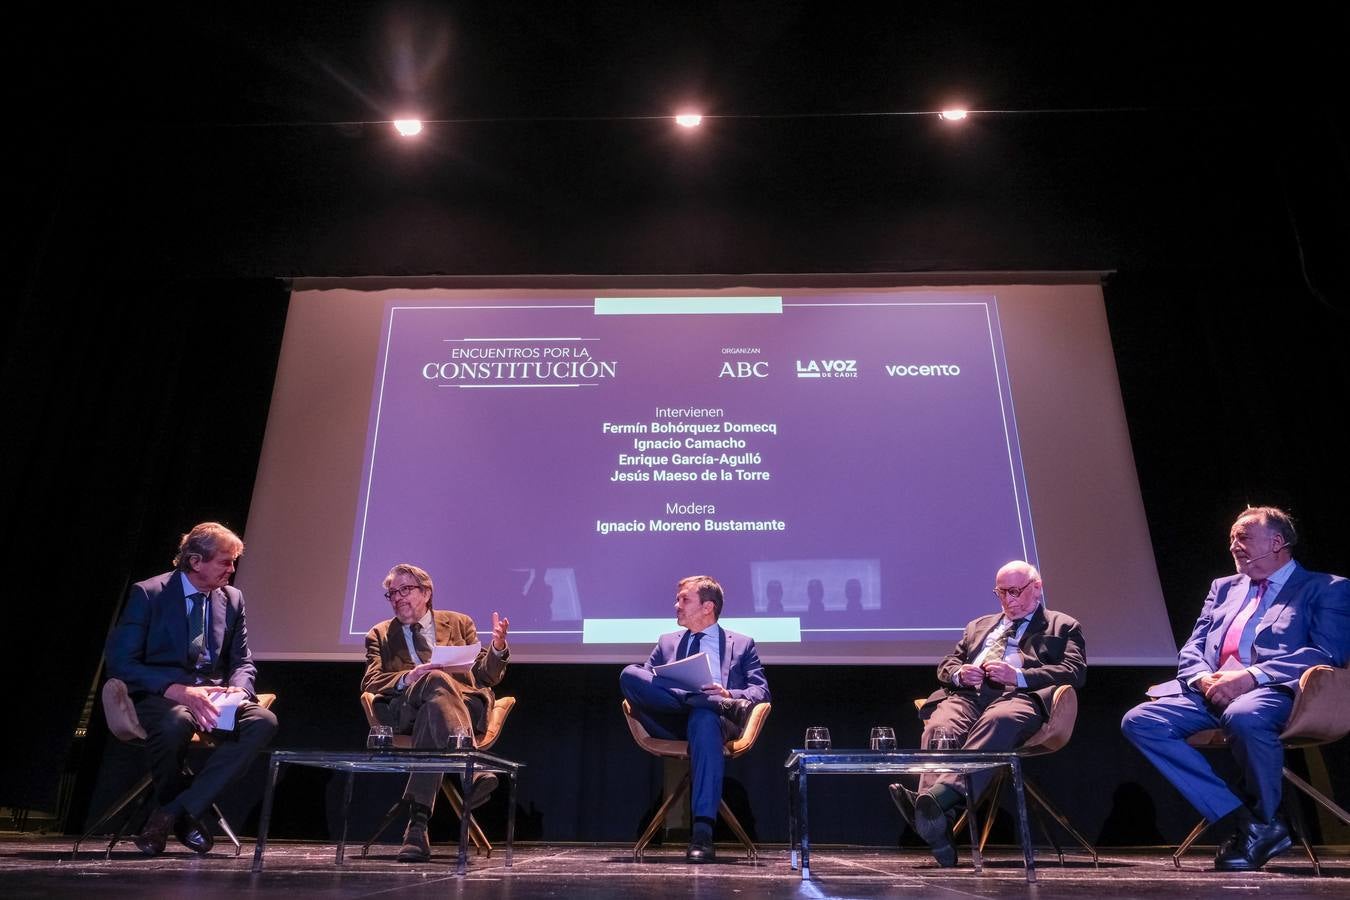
[360,563,510,862]
[889,560,1086,867]
[1122,506,1350,872]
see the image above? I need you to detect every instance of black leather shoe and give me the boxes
[133,807,176,856]
[1214,816,1292,872]
[888,783,917,829]
[686,836,716,863]
[397,801,433,862]
[466,773,499,810]
[913,793,958,867]
[174,814,214,855]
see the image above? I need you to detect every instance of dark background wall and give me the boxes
[3,4,1347,846]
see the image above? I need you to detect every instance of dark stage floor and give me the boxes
[4,836,1349,899]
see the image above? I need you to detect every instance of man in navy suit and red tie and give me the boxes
[1122,506,1350,871]
[620,575,770,863]
[105,522,277,856]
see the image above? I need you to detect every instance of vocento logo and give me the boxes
[884,363,962,376]
[795,360,858,379]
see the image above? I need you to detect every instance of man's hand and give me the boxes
[491,611,510,651]
[701,682,732,699]
[405,661,450,686]
[165,683,222,730]
[956,664,986,687]
[1201,669,1256,707]
[981,659,1019,686]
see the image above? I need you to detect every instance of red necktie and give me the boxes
[1218,579,1267,668]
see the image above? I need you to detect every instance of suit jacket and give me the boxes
[642,626,771,705]
[1174,563,1350,689]
[925,605,1086,718]
[105,570,257,697]
[361,608,508,732]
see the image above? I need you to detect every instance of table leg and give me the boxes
[788,768,800,871]
[799,769,811,879]
[505,769,517,868]
[1008,758,1037,883]
[456,759,474,876]
[962,774,982,874]
[336,771,354,865]
[250,755,282,873]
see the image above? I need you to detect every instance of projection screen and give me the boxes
[237,279,1175,665]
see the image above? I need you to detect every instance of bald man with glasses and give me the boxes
[889,560,1086,867]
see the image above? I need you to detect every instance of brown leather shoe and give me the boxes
[397,802,433,862]
[133,807,176,856]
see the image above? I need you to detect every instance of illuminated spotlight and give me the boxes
[392,118,424,137]
[938,108,969,122]
[674,112,703,128]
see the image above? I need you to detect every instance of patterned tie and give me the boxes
[187,592,207,670]
[984,618,1021,664]
[681,631,703,660]
[410,622,433,663]
[1219,580,1267,668]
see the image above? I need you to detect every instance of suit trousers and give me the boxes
[620,664,729,822]
[918,687,1044,804]
[133,693,278,821]
[1121,685,1293,823]
[393,670,487,807]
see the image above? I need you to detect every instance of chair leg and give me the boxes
[361,798,410,858]
[1282,786,1321,875]
[951,768,1004,853]
[1024,778,1098,865]
[717,798,758,860]
[209,801,243,857]
[441,781,493,856]
[1173,817,1211,869]
[1284,767,1350,826]
[634,772,692,860]
[72,774,153,858]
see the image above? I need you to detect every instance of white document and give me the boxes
[654,652,716,691]
[212,690,248,731]
[430,642,482,670]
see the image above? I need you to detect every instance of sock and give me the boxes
[927,783,964,812]
[692,816,715,841]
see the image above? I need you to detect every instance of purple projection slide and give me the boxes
[341,292,1035,653]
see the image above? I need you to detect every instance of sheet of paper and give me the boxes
[653,652,716,691]
[430,642,482,670]
[212,690,248,731]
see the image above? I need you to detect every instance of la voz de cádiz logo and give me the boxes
[795,359,858,378]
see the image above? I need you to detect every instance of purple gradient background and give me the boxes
[341,293,1035,649]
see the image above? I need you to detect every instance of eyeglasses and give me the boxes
[383,584,423,601]
[993,579,1036,600]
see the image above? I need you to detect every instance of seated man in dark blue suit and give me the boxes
[105,522,278,856]
[1122,506,1350,871]
[620,575,770,863]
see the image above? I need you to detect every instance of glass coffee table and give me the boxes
[785,749,1036,882]
[251,748,523,876]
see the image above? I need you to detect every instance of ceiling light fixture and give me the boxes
[674,113,703,128]
[938,108,969,122]
[393,118,424,136]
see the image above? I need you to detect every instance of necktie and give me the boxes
[1219,580,1267,668]
[187,592,207,670]
[984,618,1022,663]
[410,622,433,663]
[681,631,703,660]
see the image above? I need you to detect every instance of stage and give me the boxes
[6,837,1348,899]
